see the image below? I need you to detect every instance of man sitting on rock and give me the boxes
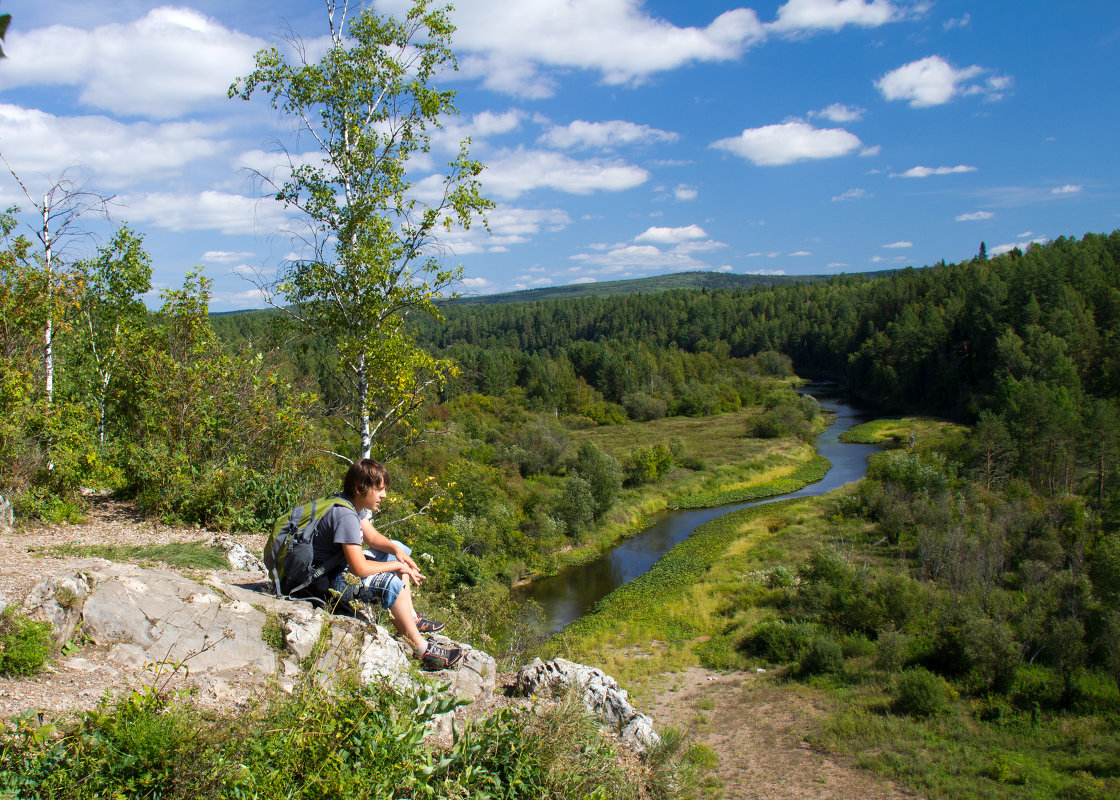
[311,458,462,671]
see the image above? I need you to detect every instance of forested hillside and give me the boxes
[417,232,1120,416]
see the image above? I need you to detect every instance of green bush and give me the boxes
[740,619,819,663]
[1010,664,1064,711]
[624,442,675,486]
[894,666,954,717]
[798,635,844,676]
[767,565,795,588]
[840,633,876,658]
[875,629,910,674]
[0,610,51,676]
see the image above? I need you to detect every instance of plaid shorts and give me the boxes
[328,542,411,610]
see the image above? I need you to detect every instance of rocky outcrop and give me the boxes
[516,657,660,753]
[16,561,653,757]
[19,560,495,703]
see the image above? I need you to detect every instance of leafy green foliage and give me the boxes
[740,619,819,663]
[0,678,659,799]
[113,271,328,529]
[0,609,51,676]
[798,635,844,676]
[893,666,955,717]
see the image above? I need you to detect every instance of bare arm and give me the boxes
[341,543,424,583]
[360,517,420,572]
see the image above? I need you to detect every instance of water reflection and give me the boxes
[518,389,881,633]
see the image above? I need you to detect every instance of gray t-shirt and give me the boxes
[309,497,363,591]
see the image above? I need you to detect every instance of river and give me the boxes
[518,389,882,634]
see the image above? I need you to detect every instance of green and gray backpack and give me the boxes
[264,496,355,598]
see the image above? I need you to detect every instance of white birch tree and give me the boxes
[230,0,490,462]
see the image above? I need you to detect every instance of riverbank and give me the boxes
[542,406,830,577]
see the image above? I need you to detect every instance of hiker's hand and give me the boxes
[398,562,425,584]
[397,550,420,572]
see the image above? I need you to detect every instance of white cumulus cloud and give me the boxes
[894,164,977,178]
[769,0,899,33]
[883,241,912,248]
[811,103,866,122]
[2,7,265,118]
[0,104,228,188]
[876,55,1007,108]
[203,250,256,263]
[635,224,709,244]
[1052,184,1082,195]
[120,190,289,235]
[538,119,678,150]
[956,211,994,221]
[377,0,765,97]
[480,148,650,199]
[711,121,862,166]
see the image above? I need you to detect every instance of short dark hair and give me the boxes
[343,458,390,498]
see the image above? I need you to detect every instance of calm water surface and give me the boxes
[518,390,882,633]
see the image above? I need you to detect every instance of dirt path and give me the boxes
[646,667,921,800]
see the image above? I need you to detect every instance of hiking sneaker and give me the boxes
[415,615,445,634]
[420,641,462,671]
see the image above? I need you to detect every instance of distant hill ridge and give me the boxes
[451,270,827,305]
[210,270,833,322]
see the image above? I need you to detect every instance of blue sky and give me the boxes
[1,0,1117,308]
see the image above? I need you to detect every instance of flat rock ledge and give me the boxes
[19,560,494,706]
[14,559,658,753]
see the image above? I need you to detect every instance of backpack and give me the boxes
[264,496,356,598]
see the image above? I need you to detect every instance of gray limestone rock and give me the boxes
[79,563,275,673]
[208,534,266,573]
[7,558,546,740]
[22,573,92,644]
[515,657,660,754]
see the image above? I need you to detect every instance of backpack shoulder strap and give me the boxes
[284,496,357,597]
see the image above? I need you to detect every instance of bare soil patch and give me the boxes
[647,667,921,800]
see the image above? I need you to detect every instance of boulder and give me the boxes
[208,534,266,572]
[22,572,93,644]
[516,657,660,753]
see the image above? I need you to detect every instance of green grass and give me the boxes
[536,496,811,688]
[672,454,830,509]
[811,687,1120,800]
[839,417,967,446]
[36,542,230,570]
[0,609,52,676]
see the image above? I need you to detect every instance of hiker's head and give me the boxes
[343,458,390,499]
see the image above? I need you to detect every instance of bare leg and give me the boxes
[387,575,426,654]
